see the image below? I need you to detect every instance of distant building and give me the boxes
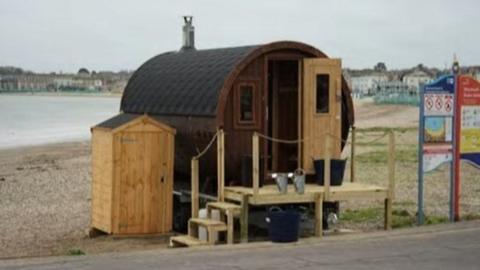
[465,66,480,81]
[0,74,54,92]
[349,71,389,97]
[376,80,410,95]
[401,66,434,91]
[0,65,135,93]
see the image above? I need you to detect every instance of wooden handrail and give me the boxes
[252,132,260,197]
[217,129,225,202]
[191,158,199,219]
[191,129,224,219]
[388,131,395,200]
[350,126,356,183]
[324,134,331,201]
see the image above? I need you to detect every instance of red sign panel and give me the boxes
[458,76,480,105]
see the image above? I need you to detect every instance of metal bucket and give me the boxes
[293,169,305,194]
[272,173,288,194]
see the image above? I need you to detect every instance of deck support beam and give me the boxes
[240,194,249,243]
[315,193,324,237]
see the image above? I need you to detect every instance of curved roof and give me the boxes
[121,45,258,116]
[121,41,354,125]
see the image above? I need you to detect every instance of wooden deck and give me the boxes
[224,182,393,243]
[225,183,389,205]
[185,129,396,245]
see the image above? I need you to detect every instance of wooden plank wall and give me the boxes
[91,129,113,233]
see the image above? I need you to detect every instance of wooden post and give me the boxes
[226,210,234,244]
[385,130,395,230]
[217,129,225,202]
[314,193,323,237]
[324,135,331,201]
[240,194,249,243]
[350,126,356,183]
[191,158,199,219]
[388,130,395,200]
[252,132,259,197]
[385,198,392,230]
[297,61,303,170]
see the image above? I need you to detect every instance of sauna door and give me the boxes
[118,132,166,234]
[302,58,342,173]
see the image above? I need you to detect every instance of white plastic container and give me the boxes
[198,208,220,242]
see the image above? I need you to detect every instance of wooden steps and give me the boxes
[207,202,241,215]
[170,201,242,247]
[170,235,207,247]
[189,218,228,231]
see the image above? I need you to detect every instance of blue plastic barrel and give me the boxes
[266,208,300,243]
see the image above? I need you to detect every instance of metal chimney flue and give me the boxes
[181,16,195,51]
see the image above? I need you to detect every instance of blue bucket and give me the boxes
[265,208,300,243]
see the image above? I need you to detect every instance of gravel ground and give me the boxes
[0,142,172,259]
[0,142,91,258]
[0,101,478,259]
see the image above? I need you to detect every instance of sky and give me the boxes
[0,0,479,73]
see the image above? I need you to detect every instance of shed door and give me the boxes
[302,58,342,173]
[118,132,167,234]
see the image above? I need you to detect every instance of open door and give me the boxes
[302,58,342,173]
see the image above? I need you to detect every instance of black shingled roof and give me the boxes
[95,113,140,129]
[121,45,259,117]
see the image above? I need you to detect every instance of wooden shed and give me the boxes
[90,114,176,235]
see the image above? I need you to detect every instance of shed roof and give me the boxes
[94,113,176,134]
[95,113,140,129]
[121,45,258,117]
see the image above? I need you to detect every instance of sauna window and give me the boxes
[239,85,254,122]
[316,74,329,113]
[234,82,258,129]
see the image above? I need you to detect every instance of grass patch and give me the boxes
[341,207,450,229]
[355,148,417,163]
[355,141,387,147]
[341,207,416,229]
[357,127,417,134]
[462,213,480,221]
[424,215,449,225]
[341,208,382,223]
[66,249,85,256]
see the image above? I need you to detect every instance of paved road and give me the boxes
[1,221,479,270]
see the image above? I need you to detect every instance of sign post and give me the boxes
[418,75,456,224]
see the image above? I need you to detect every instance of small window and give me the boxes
[234,82,259,129]
[239,85,254,122]
[316,74,329,113]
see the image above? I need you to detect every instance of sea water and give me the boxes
[0,94,121,149]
